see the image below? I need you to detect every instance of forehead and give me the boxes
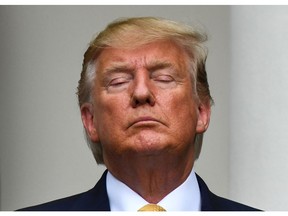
[95,40,189,72]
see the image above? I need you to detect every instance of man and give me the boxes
[21,17,259,211]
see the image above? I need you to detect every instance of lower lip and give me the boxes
[133,120,159,126]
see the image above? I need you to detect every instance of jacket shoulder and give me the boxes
[18,171,110,211]
[206,191,260,211]
[19,192,89,211]
[196,174,261,211]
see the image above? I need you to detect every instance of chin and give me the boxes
[132,140,172,157]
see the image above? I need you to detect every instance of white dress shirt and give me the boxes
[106,169,201,211]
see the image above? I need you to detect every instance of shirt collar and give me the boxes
[106,169,201,211]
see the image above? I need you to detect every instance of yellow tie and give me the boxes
[138,203,166,211]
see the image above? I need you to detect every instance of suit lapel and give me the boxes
[196,174,214,210]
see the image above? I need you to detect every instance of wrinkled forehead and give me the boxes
[95,40,192,76]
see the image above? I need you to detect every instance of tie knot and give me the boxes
[138,203,166,211]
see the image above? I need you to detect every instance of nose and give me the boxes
[131,71,156,108]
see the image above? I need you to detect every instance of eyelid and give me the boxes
[105,73,132,89]
[151,67,176,81]
[153,74,174,82]
[109,77,130,86]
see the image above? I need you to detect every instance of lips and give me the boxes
[128,116,161,128]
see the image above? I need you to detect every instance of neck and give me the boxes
[106,153,194,203]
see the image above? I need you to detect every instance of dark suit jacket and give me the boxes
[20,170,259,211]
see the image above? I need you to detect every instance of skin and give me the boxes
[81,40,211,203]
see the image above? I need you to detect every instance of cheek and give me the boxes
[163,92,198,127]
[94,95,128,131]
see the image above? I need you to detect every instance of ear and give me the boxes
[196,102,211,134]
[80,103,99,143]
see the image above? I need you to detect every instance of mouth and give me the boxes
[128,116,162,128]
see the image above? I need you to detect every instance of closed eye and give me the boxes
[105,76,132,93]
[109,77,130,86]
[153,75,174,82]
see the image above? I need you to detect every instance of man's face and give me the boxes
[81,40,210,165]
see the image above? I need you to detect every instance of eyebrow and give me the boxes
[103,63,135,75]
[146,61,174,72]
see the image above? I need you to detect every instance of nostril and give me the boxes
[147,97,155,106]
[131,92,155,108]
